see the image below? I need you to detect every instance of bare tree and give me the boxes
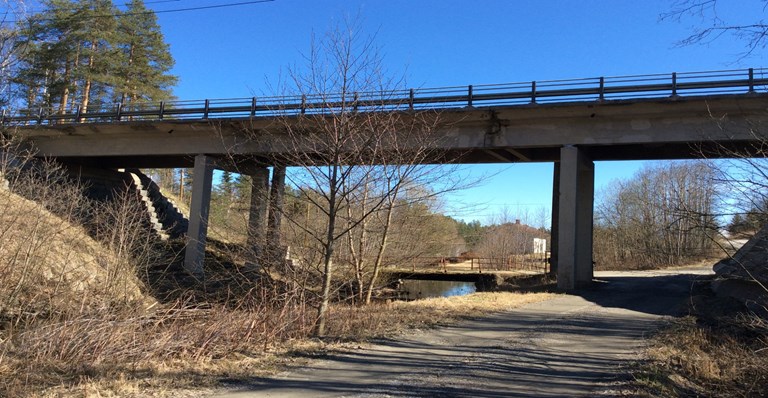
[593,161,719,270]
[661,0,768,59]
[249,20,464,335]
[340,174,465,304]
[476,208,547,270]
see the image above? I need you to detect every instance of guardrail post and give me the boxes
[749,68,755,93]
[203,99,210,119]
[671,72,678,97]
[531,81,537,104]
[301,95,306,115]
[159,101,165,120]
[250,97,257,118]
[353,92,359,112]
[468,85,473,107]
[75,105,81,122]
[37,107,44,125]
[598,77,605,101]
[409,88,414,110]
[116,102,122,121]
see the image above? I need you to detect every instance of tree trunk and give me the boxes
[57,56,71,116]
[315,166,339,337]
[364,199,395,305]
[80,42,97,115]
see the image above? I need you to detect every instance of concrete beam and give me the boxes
[247,167,270,262]
[557,145,594,290]
[17,95,768,163]
[184,154,214,277]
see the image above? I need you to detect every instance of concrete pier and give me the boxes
[247,167,270,262]
[267,165,286,251]
[183,154,214,277]
[556,146,595,290]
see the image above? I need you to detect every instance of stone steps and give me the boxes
[126,169,189,240]
[127,172,170,241]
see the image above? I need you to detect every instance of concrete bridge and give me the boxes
[5,68,768,290]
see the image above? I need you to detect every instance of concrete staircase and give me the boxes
[0,146,188,242]
[126,169,189,241]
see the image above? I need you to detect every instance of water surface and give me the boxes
[399,279,477,300]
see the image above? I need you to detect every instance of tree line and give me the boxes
[594,161,720,269]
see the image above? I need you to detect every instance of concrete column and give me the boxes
[557,145,595,290]
[549,162,560,275]
[267,165,286,249]
[247,167,270,261]
[183,154,214,277]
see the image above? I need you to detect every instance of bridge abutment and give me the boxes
[183,154,214,277]
[556,145,594,290]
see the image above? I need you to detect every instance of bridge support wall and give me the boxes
[556,146,594,290]
[184,154,214,277]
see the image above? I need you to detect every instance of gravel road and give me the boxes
[212,268,712,398]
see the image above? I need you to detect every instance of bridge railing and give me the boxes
[3,68,766,126]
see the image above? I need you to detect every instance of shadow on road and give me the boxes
[214,270,710,397]
[577,271,712,317]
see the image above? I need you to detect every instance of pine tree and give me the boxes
[12,0,176,113]
[75,0,119,114]
[15,0,119,113]
[114,0,176,106]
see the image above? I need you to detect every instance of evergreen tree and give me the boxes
[15,0,118,113]
[12,0,176,113]
[219,170,235,200]
[114,0,176,105]
[234,174,251,205]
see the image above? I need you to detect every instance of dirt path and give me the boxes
[212,268,712,398]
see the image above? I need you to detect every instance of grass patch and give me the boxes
[630,289,768,397]
[2,291,555,397]
[325,291,557,339]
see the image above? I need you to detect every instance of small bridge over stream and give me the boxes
[5,68,768,290]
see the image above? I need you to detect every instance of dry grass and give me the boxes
[0,139,557,397]
[325,291,557,339]
[2,284,554,397]
[0,175,150,322]
[632,297,768,397]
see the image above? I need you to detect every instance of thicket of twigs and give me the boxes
[0,139,322,396]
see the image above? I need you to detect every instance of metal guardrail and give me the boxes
[3,68,767,126]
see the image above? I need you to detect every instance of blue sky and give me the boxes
[146,0,763,225]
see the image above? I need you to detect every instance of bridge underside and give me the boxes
[9,94,768,290]
[48,138,768,172]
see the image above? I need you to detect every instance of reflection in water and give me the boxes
[399,279,477,300]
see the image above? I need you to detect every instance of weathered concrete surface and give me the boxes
[15,95,768,165]
[211,268,712,398]
[557,145,594,290]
